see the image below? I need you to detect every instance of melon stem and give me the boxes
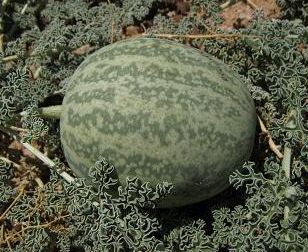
[37,105,63,119]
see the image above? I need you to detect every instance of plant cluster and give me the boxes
[277,0,308,25]
[0,0,307,251]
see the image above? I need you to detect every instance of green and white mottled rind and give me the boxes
[60,37,256,208]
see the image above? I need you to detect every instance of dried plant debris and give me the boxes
[0,0,307,251]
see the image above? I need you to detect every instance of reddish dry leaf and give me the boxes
[9,140,36,159]
[72,44,93,56]
[123,25,143,37]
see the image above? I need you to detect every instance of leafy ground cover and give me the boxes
[0,0,307,251]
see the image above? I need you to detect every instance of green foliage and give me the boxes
[218,161,308,251]
[0,158,171,251]
[121,0,158,24]
[150,0,222,36]
[0,159,15,204]
[66,159,172,251]
[21,106,49,142]
[164,219,215,251]
[0,0,307,251]
[277,0,308,25]
[0,68,55,125]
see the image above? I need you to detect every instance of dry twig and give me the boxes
[246,0,258,10]
[0,185,25,223]
[258,116,284,159]
[0,157,21,169]
[220,0,237,9]
[1,214,70,246]
[0,125,76,184]
[142,33,260,40]
[3,55,18,63]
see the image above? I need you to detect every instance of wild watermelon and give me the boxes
[60,37,256,208]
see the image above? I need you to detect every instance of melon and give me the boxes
[60,37,256,208]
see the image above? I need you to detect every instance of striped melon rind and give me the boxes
[60,38,256,208]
